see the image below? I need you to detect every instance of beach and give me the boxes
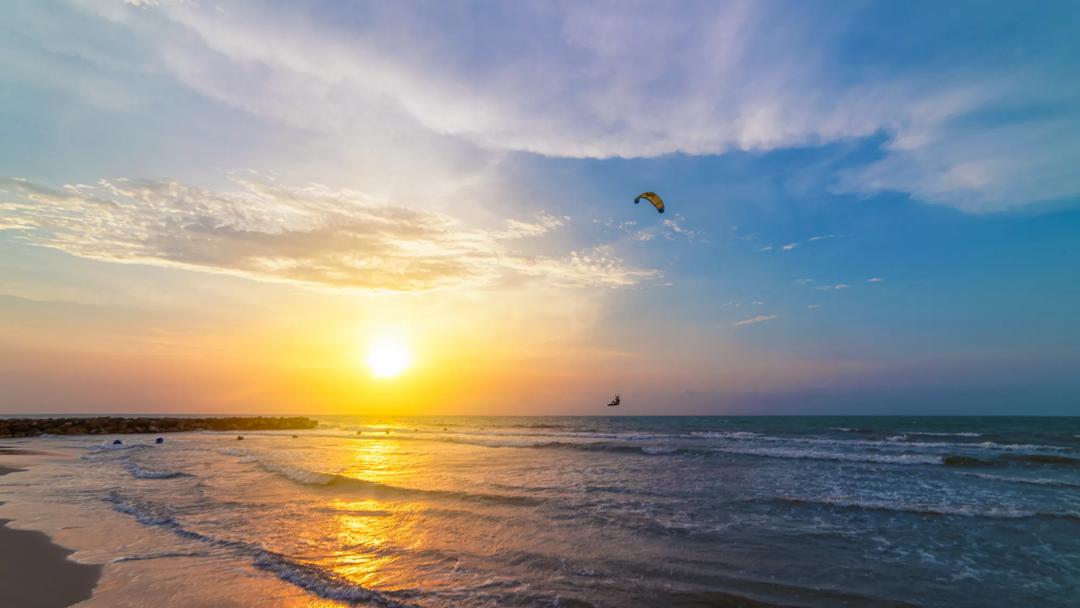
[2,416,1079,607]
[1,458,101,608]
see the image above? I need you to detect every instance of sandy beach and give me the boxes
[1,458,101,608]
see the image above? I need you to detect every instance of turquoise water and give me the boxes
[3,416,1080,607]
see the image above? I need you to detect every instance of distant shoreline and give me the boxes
[0,416,318,438]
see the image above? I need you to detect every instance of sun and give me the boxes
[365,336,413,378]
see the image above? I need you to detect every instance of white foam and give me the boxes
[959,472,1080,488]
[125,462,188,480]
[712,446,942,465]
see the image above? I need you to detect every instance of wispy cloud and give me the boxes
[867,277,884,283]
[733,314,778,327]
[1,177,656,292]
[781,243,798,251]
[814,284,849,291]
[807,234,837,242]
[661,217,702,241]
[34,1,1073,213]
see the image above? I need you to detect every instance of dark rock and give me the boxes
[0,416,319,438]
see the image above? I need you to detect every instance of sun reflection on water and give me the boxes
[326,498,425,591]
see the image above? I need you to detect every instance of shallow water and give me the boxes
[2,416,1080,607]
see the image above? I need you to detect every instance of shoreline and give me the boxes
[0,464,102,608]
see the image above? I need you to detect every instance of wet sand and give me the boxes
[1,464,102,608]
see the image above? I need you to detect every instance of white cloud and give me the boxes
[814,283,849,291]
[807,304,820,309]
[807,234,837,242]
[867,277,884,283]
[733,314,778,327]
[494,213,567,239]
[781,243,798,251]
[1,177,655,292]
[660,216,703,242]
[759,245,774,252]
[14,1,1080,213]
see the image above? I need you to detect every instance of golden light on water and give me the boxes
[365,336,413,378]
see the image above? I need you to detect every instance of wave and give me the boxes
[251,458,543,506]
[112,551,210,563]
[689,431,761,439]
[87,442,153,453]
[944,454,1080,467]
[105,492,413,606]
[525,440,944,465]
[253,552,411,606]
[767,496,1080,522]
[125,462,190,480]
[959,472,1080,489]
[711,446,942,466]
[743,434,1069,453]
[326,424,1074,458]
[908,431,982,438]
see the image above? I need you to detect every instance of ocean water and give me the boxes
[2,416,1080,607]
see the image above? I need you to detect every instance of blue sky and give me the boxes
[1,1,1078,414]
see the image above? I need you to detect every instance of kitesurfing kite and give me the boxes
[634,192,665,214]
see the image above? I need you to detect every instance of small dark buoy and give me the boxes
[443,427,447,431]
[112,439,123,446]
[155,437,164,444]
[237,435,244,441]
[292,435,299,439]
[356,430,363,435]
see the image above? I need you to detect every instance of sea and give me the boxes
[2,416,1079,607]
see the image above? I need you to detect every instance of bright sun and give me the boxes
[365,336,413,378]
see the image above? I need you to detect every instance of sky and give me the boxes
[1,0,1079,415]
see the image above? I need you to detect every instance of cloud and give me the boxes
[759,245,773,252]
[10,2,1080,213]
[781,243,798,251]
[0,177,655,292]
[733,314,778,327]
[807,304,820,309]
[661,217,702,241]
[807,234,837,242]
[867,277,884,283]
[814,284,849,291]
[494,212,568,239]
[795,278,814,285]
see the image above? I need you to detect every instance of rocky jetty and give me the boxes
[0,416,318,438]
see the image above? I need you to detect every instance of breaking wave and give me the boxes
[249,457,543,506]
[959,472,1080,489]
[943,454,1080,467]
[767,496,1080,522]
[105,492,413,606]
[125,462,190,480]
